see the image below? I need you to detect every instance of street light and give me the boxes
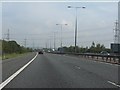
[68,5,85,53]
[53,31,57,51]
[56,23,67,52]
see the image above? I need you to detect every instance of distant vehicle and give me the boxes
[38,51,43,54]
[100,51,110,55]
[48,50,50,52]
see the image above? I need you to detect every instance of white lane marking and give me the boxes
[108,81,120,88]
[0,53,38,89]
[75,66,81,69]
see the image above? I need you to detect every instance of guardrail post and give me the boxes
[88,55,89,58]
[113,57,115,63]
[109,57,111,62]
[118,56,120,64]
[113,57,116,63]
[106,56,108,62]
[91,55,93,59]
[96,56,98,59]
[102,56,104,60]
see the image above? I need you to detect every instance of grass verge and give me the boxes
[1,52,30,60]
[0,41,1,50]
[0,56,1,60]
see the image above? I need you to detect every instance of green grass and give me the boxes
[0,56,2,60]
[0,40,2,50]
[2,52,30,60]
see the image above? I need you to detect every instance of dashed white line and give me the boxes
[75,66,81,69]
[0,53,38,89]
[108,81,120,88]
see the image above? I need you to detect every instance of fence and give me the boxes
[50,52,120,64]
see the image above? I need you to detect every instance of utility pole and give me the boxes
[32,39,34,50]
[46,39,49,50]
[56,23,67,52]
[54,32,56,50]
[7,29,10,41]
[114,20,119,44]
[24,38,27,48]
[46,42,48,49]
[50,38,51,50]
[119,2,120,44]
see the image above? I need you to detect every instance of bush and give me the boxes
[2,40,32,54]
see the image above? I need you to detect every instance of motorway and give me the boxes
[1,52,120,88]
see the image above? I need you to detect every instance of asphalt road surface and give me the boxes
[2,52,119,88]
[2,52,36,82]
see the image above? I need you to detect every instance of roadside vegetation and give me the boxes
[0,40,2,50]
[2,40,33,60]
[2,52,30,60]
[60,42,111,53]
[0,40,2,60]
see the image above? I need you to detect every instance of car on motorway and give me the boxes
[100,51,110,55]
[38,51,43,54]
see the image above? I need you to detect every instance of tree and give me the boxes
[89,42,106,53]
[2,40,32,54]
[90,42,96,53]
[68,46,75,52]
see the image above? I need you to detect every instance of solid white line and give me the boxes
[0,53,38,89]
[108,81,120,88]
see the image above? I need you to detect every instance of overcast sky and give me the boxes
[1,1,119,49]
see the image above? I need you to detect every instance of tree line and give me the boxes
[59,42,111,53]
[2,40,32,54]
[0,40,2,50]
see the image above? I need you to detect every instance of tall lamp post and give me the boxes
[53,32,56,51]
[56,23,67,52]
[67,5,85,53]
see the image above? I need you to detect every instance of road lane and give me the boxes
[4,53,118,88]
[61,54,119,83]
[2,52,36,82]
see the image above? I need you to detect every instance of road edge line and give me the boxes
[0,52,38,89]
[108,81,120,88]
